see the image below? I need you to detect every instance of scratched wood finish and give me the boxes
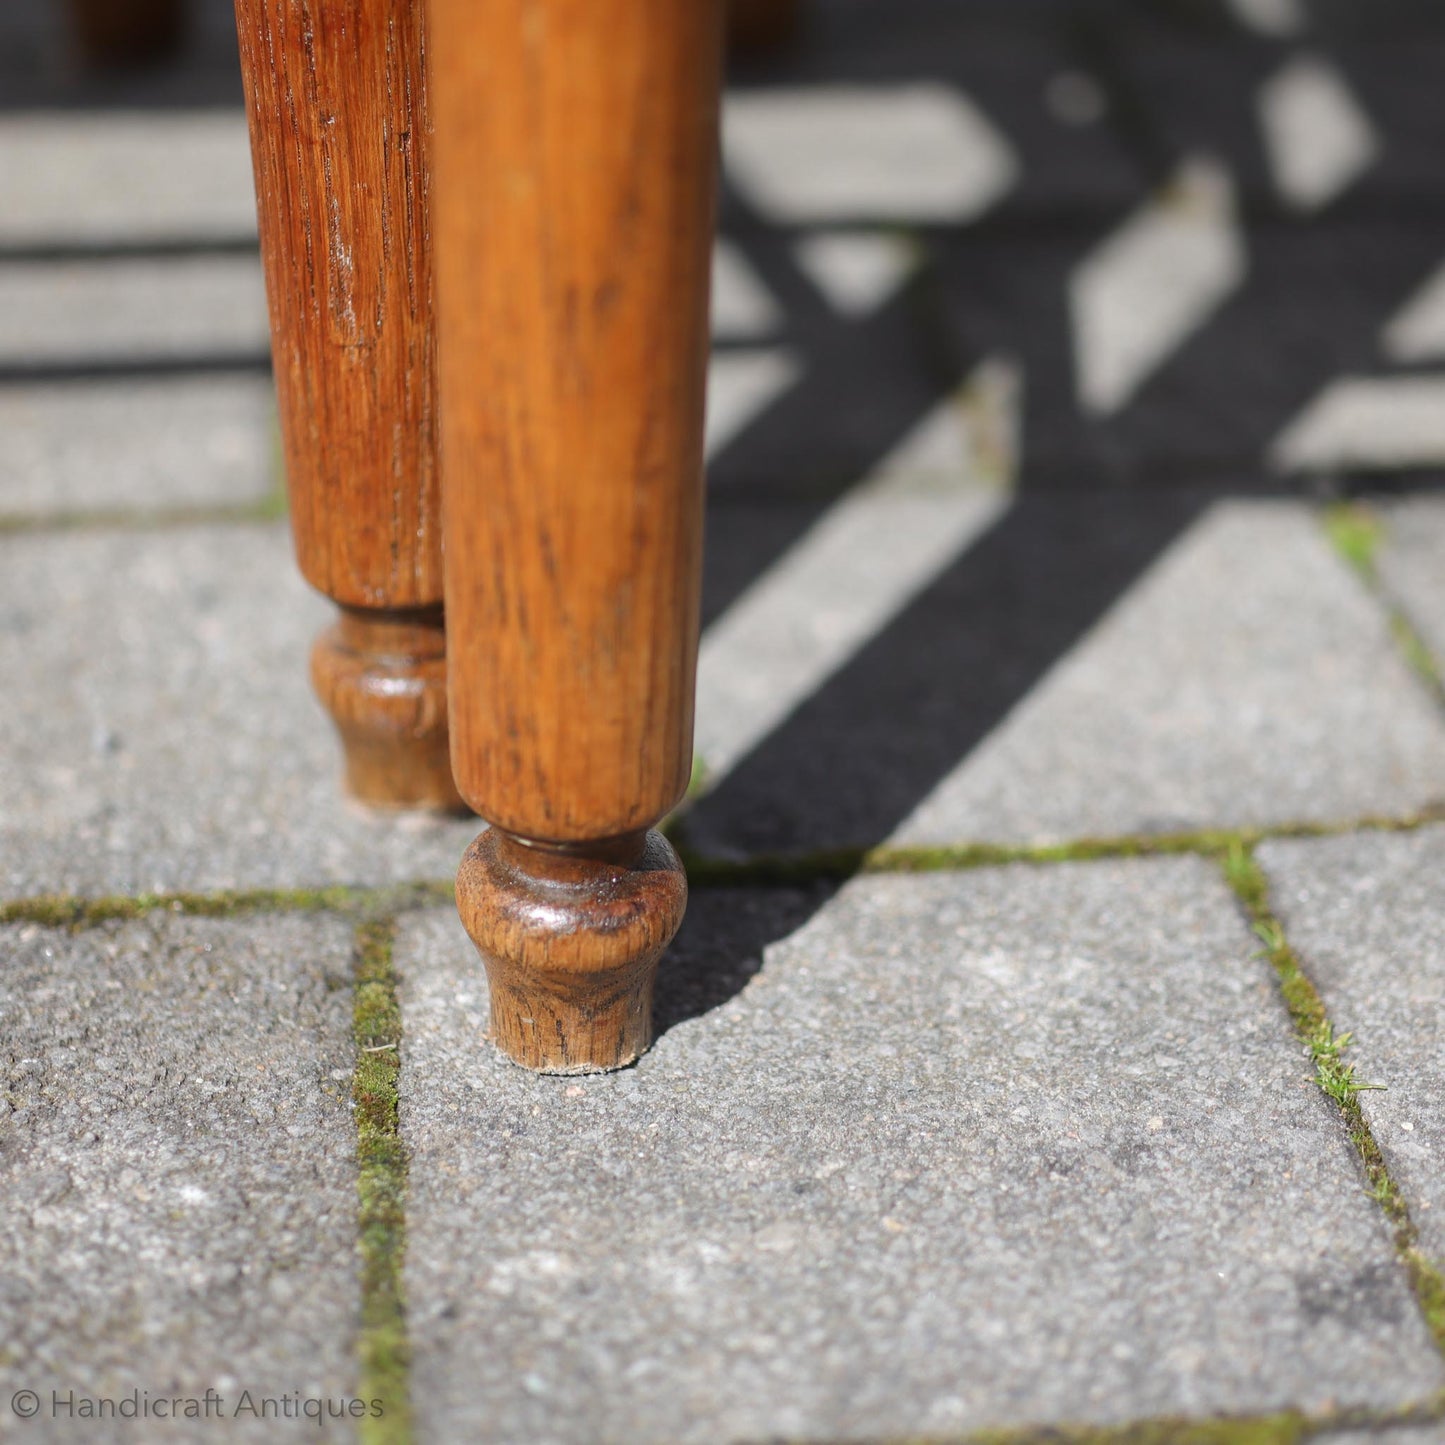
[429,0,723,1069]
[235,0,460,810]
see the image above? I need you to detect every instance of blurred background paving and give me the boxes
[4,0,1445,1441]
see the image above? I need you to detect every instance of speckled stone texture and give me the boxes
[0,524,477,898]
[893,500,1445,846]
[397,858,1444,1444]
[1259,824,1445,1263]
[0,913,361,1441]
[0,377,277,520]
[1380,496,1445,668]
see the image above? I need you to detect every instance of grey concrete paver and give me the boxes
[0,912,361,1441]
[1324,1426,1445,1445]
[398,857,1443,1444]
[1380,497,1445,666]
[1259,824,1445,1263]
[0,376,276,518]
[0,257,268,369]
[0,524,476,898]
[0,112,257,246]
[896,500,1445,846]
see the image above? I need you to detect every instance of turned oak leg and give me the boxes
[427,0,723,1072]
[234,0,462,812]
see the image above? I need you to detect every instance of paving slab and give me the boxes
[1112,18,1445,206]
[1379,496,1445,665]
[0,912,360,1441]
[1258,824,1445,1263]
[925,215,1445,488]
[0,256,268,371]
[398,856,1444,1444]
[0,524,477,898]
[893,499,1445,846]
[0,112,256,247]
[683,498,1445,858]
[0,376,276,519]
[695,395,1009,784]
[1323,1429,1445,1445]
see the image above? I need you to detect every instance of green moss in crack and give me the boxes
[352,918,412,1445]
[0,880,454,933]
[1223,846,1445,1359]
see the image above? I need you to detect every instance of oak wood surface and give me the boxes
[236,0,459,809]
[456,830,688,1073]
[429,0,724,1069]
[429,0,723,845]
[310,605,459,811]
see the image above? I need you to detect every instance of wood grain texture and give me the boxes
[310,606,463,812]
[235,0,440,610]
[429,0,724,844]
[236,0,460,809]
[456,829,687,1072]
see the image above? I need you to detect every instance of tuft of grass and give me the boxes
[352,918,413,1445]
[1323,501,1384,583]
[1223,845,1445,1359]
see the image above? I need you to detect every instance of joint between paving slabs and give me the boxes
[0,489,289,539]
[1223,841,1445,1361]
[909,1397,1445,1445]
[885,1394,1445,1445]
[9,810,1445,934]
[0,879,455,932]
[1321,501,1445,708]
[351,915,413,1445]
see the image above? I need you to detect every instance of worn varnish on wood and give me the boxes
[429,0,724,1071]
[235,0,461,811]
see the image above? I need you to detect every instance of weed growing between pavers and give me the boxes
[1323,502,1384,584]
[1223,843,1445,1360]
[352,917,412,1445]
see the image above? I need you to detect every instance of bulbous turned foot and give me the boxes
[456,828,688,1074]
[310,605,466,814]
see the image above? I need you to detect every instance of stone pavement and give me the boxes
[5,0,1445,1441]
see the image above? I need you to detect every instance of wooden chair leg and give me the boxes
[234,0,462,813]
[427,0,724,1072]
